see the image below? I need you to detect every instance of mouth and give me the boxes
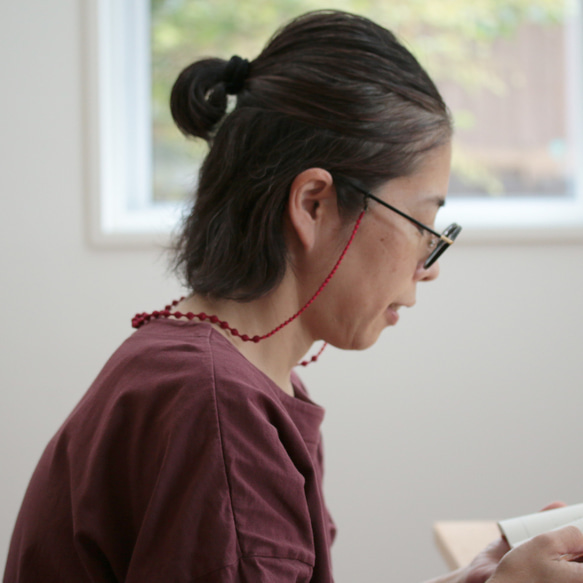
[385,301,415,326]
[385,304,401,326]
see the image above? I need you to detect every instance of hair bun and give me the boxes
[170,58,230,141]
[223,56,250,95]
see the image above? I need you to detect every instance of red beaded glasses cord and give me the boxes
[132,209,366,366]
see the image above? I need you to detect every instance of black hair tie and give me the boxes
[223,55,250,95]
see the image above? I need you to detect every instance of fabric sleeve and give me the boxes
[122,379,317,582]
[4,325,328,583]
[67,351,318,582]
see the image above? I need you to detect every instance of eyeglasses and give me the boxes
[339,177,462,269]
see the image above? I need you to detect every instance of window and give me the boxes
[86,0,583,245]
[86,0,183,245]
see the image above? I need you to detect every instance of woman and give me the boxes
[4,9,583,583]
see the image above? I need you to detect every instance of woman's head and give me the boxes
[170,10,452,301]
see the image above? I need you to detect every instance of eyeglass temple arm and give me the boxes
[368,192,455,244]
[344,181,454,245]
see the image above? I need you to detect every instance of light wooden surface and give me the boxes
[434,521,502,570]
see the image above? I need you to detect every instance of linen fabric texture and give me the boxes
[4,319,335,582]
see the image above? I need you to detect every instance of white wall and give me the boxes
[1,2,582,582]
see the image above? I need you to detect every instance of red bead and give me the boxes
[220,321,229,329]
[241,334,249,342]
[231,329,239,336]
[252,335,260,343]
[210,315,218,323]
[198,313,206,320]
[174,311,182,318]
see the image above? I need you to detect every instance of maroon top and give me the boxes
[4,320,335,582]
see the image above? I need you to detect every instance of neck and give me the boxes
[175,276,316,396]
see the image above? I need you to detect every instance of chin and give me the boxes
[331,326,383,352]
[318,311,388,351]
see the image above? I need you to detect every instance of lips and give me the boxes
[385,305,400,325]
[385,300,415,326]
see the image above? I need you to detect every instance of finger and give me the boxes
[556,526,583,561]
[485,537,511,561]
[554,559,583,583]
[540,501,568,512]
[530,525,583,560]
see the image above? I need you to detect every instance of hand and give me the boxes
[488,525,583,583]
[464,537,510,583]
[464,502,568,583]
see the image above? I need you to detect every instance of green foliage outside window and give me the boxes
[151,0,570,202]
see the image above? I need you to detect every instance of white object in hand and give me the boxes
[498,503,583,548]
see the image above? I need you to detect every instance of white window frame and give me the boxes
[85,0,185,247]
[84,0,583,247]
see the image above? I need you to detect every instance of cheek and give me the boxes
[322,223,415,309]
[312,236,415,349]
[363,233,411,286]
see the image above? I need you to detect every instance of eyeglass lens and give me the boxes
[424,224,462,269]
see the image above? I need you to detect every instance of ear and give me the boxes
[287,168,339,252]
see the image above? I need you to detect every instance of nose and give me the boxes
[415,259,440,282]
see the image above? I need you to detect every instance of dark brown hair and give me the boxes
[170,10,452,301]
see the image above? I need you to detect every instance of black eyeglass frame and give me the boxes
[337,177,462,269]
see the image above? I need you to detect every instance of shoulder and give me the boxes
[66,320,286,436]
[107,319,280,397]
[59,319,319,473]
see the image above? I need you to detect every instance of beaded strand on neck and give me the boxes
[132,209,366,366]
